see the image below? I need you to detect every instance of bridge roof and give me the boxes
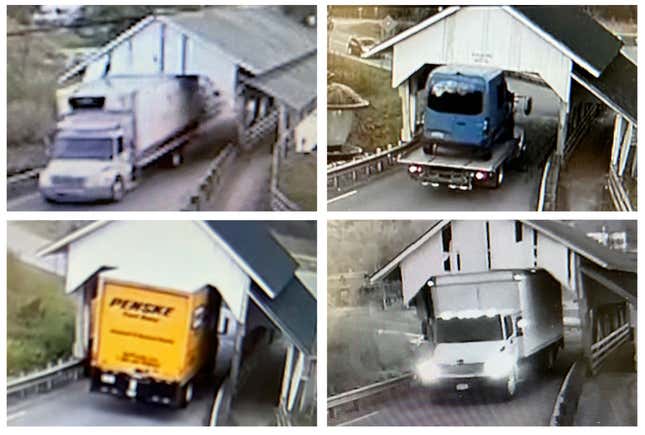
[39,221,317,355]
[572,53,637,125]
[367,6,622,78]
[370,220,636,285]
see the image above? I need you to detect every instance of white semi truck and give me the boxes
[413,269,563,400]
[39,76,205,202]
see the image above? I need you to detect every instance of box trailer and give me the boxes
[90,275,219,407]
[39,75,205,203]
[413,269,563,399]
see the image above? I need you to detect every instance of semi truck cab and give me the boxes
[416,309,524,399]
[423,65,515,154]
[39,115,134,203]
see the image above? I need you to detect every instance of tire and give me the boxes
[111,177,125,202]
[177,381,194,408]
[543,346,558,372]
[491,165,504,188]
[500,367,517,401]
[422,143,437,155]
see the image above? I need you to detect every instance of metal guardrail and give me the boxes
[607,166,634,211]
[7,358,85,400]
[549,359,587,426]
[537,152,561,211]
[327,142,416,193]
[327,373,412,418]
[182,143,238,211]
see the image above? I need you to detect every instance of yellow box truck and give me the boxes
[90,275,219,407]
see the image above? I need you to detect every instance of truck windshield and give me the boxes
[428,80,484,115]
[435,316,502,343]
[52,138,113,160]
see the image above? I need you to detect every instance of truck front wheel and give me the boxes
[499,368,517,401]
[111,178,125,202]
[492,166,504,188]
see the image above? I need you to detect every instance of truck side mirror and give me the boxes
[516,317,525,336]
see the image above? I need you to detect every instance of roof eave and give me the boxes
[364,6,461,58]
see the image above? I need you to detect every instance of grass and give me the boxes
[7,252,75,377]
[328,53,402,153]
[327,306,419,395]
[277,152,317,211]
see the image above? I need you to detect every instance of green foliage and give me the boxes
[328,54,402,153]
[7,252,75,376]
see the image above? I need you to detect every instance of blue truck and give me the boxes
[400,65,532,190]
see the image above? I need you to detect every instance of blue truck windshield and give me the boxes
[435,316,503,343]
[428,80,483,115]
[53,138,113,160]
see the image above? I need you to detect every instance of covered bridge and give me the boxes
[370,220,636,374]
[367,5,637,174]
[38,220,317,421]
[58,6,317,150]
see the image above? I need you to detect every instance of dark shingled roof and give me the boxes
[524,221,637,273]
[249,278,316,354]
[205,221,298,296]
[572,53,637,124]
[513,6,623,75]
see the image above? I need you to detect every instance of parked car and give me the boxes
[347,36,378,57]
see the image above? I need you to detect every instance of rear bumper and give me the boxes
[40,186,113,202]
[90,368,182,406]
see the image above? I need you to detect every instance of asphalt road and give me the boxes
[7,378,216,426]
[328,78,560,211]
[7,113,239,211]
[331,334,580,426]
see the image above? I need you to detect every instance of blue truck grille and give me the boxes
[51,176,85,188]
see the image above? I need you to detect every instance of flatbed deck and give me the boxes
[399,136,517,173]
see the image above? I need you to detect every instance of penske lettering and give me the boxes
[109,298,174,317]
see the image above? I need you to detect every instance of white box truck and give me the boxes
[39,75,205,202]
[413,269,563,400]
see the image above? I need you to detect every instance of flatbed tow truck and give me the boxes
[399,126,525,190]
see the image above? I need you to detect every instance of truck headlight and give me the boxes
[483,354,515,379]
[415,358,440,384]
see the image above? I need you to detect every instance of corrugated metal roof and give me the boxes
[572,53,637,125]
[512,6,622,76]
[241,53,316,111]
[169,6,316,75]
[249,278,316,355]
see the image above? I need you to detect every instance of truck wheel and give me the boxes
[111,178,125,202]
[543,347,558,372]
[178,382,193,408]
[500,367,517,401]
[492,166,504,188]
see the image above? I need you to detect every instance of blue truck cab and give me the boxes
[423,65,515,154]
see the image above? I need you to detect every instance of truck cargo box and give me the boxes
[92,278,217,384]
[431,270,563,359]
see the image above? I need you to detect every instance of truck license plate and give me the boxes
[430,131,445,139]
[455,383,469,391]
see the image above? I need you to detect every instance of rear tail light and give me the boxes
[475,171,487,181]
[409,165,421,174]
